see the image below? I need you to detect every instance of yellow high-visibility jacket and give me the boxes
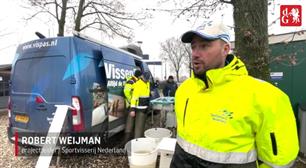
[124,76,138,105]
[175,55,299,167]
[130,79,150,109]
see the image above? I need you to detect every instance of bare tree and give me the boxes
[26,0,69,36]
[182,43,192,77]
[0,20,13,38]
[0,20,15,51]
[155,0,270,80]
[25,0,148,38]
[160,37,190,82]
[73,0,147,39]
[0,31,13,39]
[74,0,85,32]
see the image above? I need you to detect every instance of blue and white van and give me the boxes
[7,32,152,144]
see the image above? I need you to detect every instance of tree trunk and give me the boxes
[233,0,270,81]
[58,0,68,36]
[176,70,180,82]
[74,0,86,32]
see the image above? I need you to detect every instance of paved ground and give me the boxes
[0,111,166,168]
[1,108,305,168]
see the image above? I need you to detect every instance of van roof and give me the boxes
[17,32,144,61]
[72,31,143,60]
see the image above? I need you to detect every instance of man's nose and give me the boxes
[192,48,200,58]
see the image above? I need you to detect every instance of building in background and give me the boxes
[0,64,11,96]
[268,30,306,115]
[0,64,11,109]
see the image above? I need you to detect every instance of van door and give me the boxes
[11,55,71,133]
[101,46,135,136]
[88,50,108,133]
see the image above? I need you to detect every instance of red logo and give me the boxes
[280,5,302,26]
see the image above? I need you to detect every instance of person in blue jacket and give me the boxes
[162,75,177,97]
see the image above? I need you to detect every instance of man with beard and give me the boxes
[171,22,299,168]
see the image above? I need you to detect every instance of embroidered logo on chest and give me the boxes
[211,109,233,123]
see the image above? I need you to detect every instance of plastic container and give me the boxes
[144,128,172,144]
[166,112,176,128]
[125,138,158,168]
[158,138,177,168]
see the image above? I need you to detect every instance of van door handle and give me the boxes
[36,104,47,111]
[70,77,76,84]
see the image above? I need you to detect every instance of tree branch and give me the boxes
[55,0,59,21]
[79,21,101,31]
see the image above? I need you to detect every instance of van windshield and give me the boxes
[12,55,69,102]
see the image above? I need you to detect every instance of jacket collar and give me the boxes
[192,55,248,89]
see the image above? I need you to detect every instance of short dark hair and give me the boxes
[134,70,142,78]
[168,75,174,80]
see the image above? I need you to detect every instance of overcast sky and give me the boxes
[0,0,305,79]
[0,0,206,65]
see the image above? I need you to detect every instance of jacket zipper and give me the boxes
[270,132,278,155]
[183,98,189,127]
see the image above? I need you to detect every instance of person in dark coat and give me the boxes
[162,75,177,97]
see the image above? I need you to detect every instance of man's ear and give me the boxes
[223,43,231,55]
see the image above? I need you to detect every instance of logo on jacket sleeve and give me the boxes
[211,109,233,123]
[280,5,302,26]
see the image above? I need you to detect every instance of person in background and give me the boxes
[125,71,151,138]
[171,21,299,168]
[123,69,142,108]
[123,69,142,143]
[162,75,178,97]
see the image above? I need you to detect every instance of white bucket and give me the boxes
[144,128,172,144]
[125,138,158,168]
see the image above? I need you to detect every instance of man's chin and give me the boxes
[193,69,205,75]
[193,70,206,78]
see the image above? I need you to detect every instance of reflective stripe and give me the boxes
[177,136,257,164]
[258,156,296,168]
[130,105,148,109]
[136,105,148,109]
